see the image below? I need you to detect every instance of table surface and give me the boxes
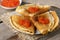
[0,0,60,40]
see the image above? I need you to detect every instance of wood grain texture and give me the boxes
[7,6,60,40]
[0,0,60,40]
[23,0,60,8]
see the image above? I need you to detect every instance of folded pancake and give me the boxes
[10,15,35,35]
[16,4,50,17]
[30,11,59,34]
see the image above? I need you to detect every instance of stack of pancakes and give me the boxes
[10,4,59,35]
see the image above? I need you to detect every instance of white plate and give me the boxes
[0,11,40,34]
[0,0,22,9]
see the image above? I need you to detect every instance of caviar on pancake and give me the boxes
[18,19,31,28]
[38,16,49,24]
[27,7,40,13]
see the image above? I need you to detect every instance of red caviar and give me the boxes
[19,19,31,28]
[1,0,20,7]
[38,16,49,24]
[28,7,39,13]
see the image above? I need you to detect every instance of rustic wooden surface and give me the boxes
[0,0,60,40]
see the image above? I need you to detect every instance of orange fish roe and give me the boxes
[19,19,31,28]
[38,16,49,24]
[28,7,39,13]
[1,0,20,7]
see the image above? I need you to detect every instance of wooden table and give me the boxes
[0,0,60,40]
